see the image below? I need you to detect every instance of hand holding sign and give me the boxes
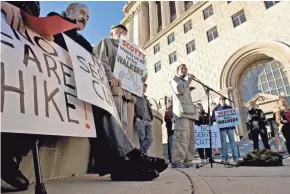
[215,108,240,128]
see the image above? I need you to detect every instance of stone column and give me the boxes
[175,1,185,17]
[149,1,157,38]
[138,3,150,45]
[160,1,170,28]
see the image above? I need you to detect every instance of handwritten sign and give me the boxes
[0,13,96,137]
[195,125,221,148]
[113,37,147,97]
[215,108,240,128]
[63,35,121,125]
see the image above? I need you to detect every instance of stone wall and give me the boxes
[18,109,164,183]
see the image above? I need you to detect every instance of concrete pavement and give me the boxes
[2,158,290,194]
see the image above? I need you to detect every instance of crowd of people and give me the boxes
[164,64,290,167]
[1,1,290,191]
[1,1,168,191]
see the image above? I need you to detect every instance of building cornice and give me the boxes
[121,1,142,25]
[141,1,207,49]
[123,1,136,13]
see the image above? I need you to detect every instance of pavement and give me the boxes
[2,158,290,194]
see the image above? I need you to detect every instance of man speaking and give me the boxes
[170,64,197,168]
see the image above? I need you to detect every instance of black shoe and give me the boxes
[127,149,168,173]
[1,172,29,191]
[111,168,159,181]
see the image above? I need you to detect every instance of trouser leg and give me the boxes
[251,129,259,150]
[220,130,228,161]
[167,133,174,162]
[114,96,128,132]
[259,128,270,149]
[135,120,146,152]
[227,129,239,160]
[141,122,153,153]
[205,148,211,159]
[92,105,134,158]
[172,118,190,164]
[281,124,290,154]
[197,148,205,159]
[185,120,195,163]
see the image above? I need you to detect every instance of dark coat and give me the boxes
[247,108,266,130]
[47,12,92,53]
[134,96,153,122]
[196,110,210,126]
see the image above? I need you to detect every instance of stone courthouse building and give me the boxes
[121,1,290,140]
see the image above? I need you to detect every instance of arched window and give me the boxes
[239,59,290,103]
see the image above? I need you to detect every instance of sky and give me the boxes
[40,1,126,45]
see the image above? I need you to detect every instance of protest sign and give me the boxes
[113,37,147,97]
[0,13,96,137]
[195,125,221,148]
[215,108,240,128]
[63,35,121,125]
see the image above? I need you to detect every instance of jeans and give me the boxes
[134,120,153,153]
[167,132,174,163]
[114,95,128,132]
[220,129,239,161]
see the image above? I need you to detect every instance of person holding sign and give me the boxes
[0,1,50,190]
[49,4,168,181]
[212,97,239,163]
[275,99,290,154]
[94,24,132,133]
[170,64,197,168]
[196,103,211,164]
[247,101,270,150]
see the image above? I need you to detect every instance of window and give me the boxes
[232,10,247,27]
[184,1,193,11]
[203,5,213,20]
[186,40,196,54]
[169,52,177,64]
[156,1,162,32]
[167,33,175,44]
[169,1,176,22]
[154,61,161,73]
[207,26,218,42]
[153,43,160,54]
[264,1,280,9]
[184,20,193,33]
[240,59,290,103]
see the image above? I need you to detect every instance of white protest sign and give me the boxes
[215,108,240,128]
[195,125,221,148]
[113,37,147,97]
[0,14,96,137]
[63,35,121,125]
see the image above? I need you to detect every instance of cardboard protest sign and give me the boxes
[215,108,240,128]
[195,125,221,148]
[113,37,147,97]
[0,13,96,137]
[63,35,121,125]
